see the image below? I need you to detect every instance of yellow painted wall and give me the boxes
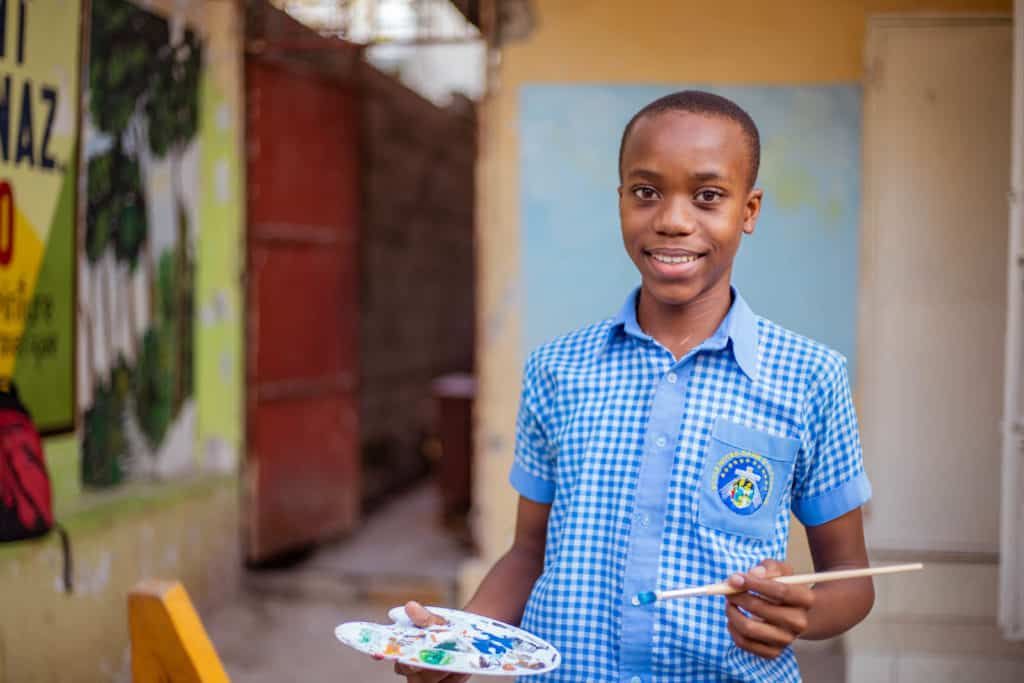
[465,0,1012,596]
[0,480,238,683]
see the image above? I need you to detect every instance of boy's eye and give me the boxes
[632,186,659,200]
[696,189,723,203]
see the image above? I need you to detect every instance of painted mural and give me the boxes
[0,1,81,435]
[78,0,204,487]
[519,85,862,376]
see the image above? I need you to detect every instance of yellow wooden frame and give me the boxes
[128,579,231,682]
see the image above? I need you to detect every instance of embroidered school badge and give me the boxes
[714,451,772,516]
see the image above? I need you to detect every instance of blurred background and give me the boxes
[1,0,1023,681]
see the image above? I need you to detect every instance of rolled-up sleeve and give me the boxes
[509,351,556,504]
[791,356,872,526]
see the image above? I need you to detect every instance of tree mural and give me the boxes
[81,0,203,487]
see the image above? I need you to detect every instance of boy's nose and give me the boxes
[656,198,695,235]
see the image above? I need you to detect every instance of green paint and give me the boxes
[759,134,847,235]
[44,433,80,517]
[3,5,243,532]
[418,650,453,666]
[64,475,234,536]
[358,628,374,645]
[825,197,844,224]
[196,67,242,466]
[81,1,204,487]
[14,166,76,433]
[0,474,236,562]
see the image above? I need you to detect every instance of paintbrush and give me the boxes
[630,562,923,606]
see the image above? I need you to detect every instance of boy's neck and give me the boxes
[636,284,733,361]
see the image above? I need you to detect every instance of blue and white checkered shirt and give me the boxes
[510,287,871,683]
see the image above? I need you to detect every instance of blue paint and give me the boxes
[520,84,862,379]
[471,632,516,655]
[632,591,657,606]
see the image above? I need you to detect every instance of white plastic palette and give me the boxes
[335,605,561,676]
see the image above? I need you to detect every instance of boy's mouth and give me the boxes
[643,249,705,279]
[645,248,705,264]
[649,252,701,265]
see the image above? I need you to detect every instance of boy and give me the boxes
[397,91,874,682]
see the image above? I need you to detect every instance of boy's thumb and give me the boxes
[405,600,447,627]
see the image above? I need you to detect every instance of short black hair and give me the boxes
[618,90,761,188]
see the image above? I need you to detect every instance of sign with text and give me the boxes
[0,1,80,433]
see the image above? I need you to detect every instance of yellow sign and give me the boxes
[0,1,80,433]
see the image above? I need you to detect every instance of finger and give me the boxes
[726,591,810,635]
[405,601,448,627]
[725,602,795,649]
[758,559,792,578]
[727,610,785,660]
[740,573,815,609]
[394,661,422,676]
[397,669,434,683]
[725,562,774,591]
[395,661,440,682]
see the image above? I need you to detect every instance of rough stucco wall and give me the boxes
[464,0,1012,592]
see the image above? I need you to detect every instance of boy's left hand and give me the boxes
[724,559,814,660]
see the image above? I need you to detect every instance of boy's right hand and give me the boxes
[392,602,470,683]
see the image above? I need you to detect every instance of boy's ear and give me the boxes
[743,188,763,235]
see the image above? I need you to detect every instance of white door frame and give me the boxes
[999,0,1024,642]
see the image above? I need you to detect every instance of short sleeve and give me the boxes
[509,351,557,503]
[791,356,872,526]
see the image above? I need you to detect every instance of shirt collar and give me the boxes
[609,287,646,340]
[604,286,759,381]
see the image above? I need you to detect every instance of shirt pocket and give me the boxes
[697,417,801,541]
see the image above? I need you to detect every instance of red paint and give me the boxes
[245,53,361,561]
[0,182,14,266]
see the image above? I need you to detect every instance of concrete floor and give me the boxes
[204,482,842,682]
[205,482,496,683]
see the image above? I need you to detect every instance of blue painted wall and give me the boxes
[520,84,862,377]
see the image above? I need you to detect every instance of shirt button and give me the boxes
[629,677,643,683]
[667,372,677,384]
[655,436,667,448]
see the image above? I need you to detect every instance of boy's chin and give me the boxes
[641,281,705,308]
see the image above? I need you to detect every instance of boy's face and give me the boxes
[618,111,762,310]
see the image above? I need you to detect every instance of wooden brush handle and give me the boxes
[667,562,924,599]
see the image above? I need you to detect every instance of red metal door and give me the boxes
[245,57,360,561]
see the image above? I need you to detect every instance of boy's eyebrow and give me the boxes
[624,168,733,183]
[625,168,664,181]
[692,170,729,182]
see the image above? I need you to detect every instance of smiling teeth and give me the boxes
[651,253,700,264]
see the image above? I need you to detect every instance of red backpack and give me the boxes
[0,384,53,541]
[0,384,71,590]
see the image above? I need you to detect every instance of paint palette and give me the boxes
[335,606,560,676]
